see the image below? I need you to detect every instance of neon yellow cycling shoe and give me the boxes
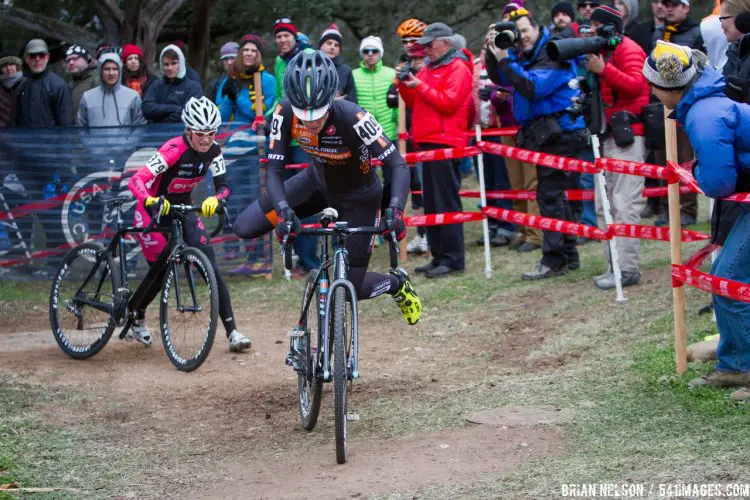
[390,268,422,326]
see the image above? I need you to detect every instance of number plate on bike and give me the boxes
[287,328,304,338]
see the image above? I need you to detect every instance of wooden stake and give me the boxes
[665,108,688,374]
[398,96,408,263]
[253,71,274,281]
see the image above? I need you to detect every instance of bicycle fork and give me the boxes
[322,279,360,382]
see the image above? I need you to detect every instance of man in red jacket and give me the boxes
[586,6,650,290]
[398,22,474,278]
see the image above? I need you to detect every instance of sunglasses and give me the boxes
[719,15,734,21]
[191,130,217,138]
[402,38,418,45]
[362,48,380,55]
[27,53,47,60]
[579,3,599,8]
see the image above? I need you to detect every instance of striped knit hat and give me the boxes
[590,5,623,33]
[319,23,343,47]
[642,41,697,90]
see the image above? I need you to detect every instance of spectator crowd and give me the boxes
[3,2,750,396]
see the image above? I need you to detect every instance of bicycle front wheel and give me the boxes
[159,247,218,372]
[332,286,353,464]
[49,242,119,359]
[298,276,323,431]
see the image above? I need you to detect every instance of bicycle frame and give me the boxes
[67,200,202,339]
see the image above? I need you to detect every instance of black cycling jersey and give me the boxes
[266,98,410,212]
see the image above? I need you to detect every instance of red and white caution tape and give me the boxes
[596,158,674,181]
[672,265,750,302]
[667,161,702,193]
[605,224,710,243]
[477,141,599,174]
[405,211,485,227]
[483,206,608,240]
[403,146,481,165]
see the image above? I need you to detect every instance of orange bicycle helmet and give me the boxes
[397,18,427,38]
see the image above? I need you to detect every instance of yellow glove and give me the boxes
[201,196,220,218]
[145,196,170,216]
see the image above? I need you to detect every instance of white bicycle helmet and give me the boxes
[182,96,222,131]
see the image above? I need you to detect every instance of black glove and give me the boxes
[380,207,406,241]
[275,207,301,244]
[222,78,239,101]
[479,85,494,102]
[725,76,750,104]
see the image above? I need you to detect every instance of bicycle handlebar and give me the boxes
[282,224,399,271]
[146,197,233,238]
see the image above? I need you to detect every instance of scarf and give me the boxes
[125,72,148,97]
[0,72,22,89]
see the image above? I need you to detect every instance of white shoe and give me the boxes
[126,321,152,346]
[228,330,252,352]
[407,235,428,254]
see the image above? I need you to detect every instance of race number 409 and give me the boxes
[353,113,383,146]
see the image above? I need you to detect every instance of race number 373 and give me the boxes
[354,113,383,146]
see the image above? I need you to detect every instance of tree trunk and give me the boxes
[188,0,212,85]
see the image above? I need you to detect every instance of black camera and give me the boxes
[546,24,621,61]
[494,22,520,50]
[397,63,412,82]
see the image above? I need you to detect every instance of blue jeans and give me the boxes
[287,147,320,271]
[712,206,750,373]
[578,149,597,228]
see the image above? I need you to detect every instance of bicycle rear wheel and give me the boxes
[159,247,218,372]
[49,242,119,359]
[332,286,353,464]
[298,276,323,430]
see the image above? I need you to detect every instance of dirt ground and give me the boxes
[0,279,578,498]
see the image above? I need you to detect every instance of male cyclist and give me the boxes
[127,96,252,352]
[233,50,422,326]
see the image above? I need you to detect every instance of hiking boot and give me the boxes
[730,386,750,401]
[490,233,511,247]
[688,370,750,388]
[509,236,525,250]
[390,268,422,325]
[517,241,541,253]
[415,261,438,274]
[228,330,252,352]
[593,271,640,290]
[686,335,719,362]
[425,265,463,279]
[407,234,429,254]
[522,263,567,280]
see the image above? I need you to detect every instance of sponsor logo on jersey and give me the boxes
[326,125,336,135]
[377,143,396,161]
[268,153,285,161]
[292,118,318,147]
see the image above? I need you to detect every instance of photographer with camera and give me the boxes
[567,6,650,290]
[397,22,474,278]
[485,8,588,280]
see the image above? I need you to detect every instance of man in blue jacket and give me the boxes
[486,8,589,280]
[142,44,202,123]
[644,40,750,400]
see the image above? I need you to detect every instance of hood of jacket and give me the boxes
[675,67,725,124]
[621,0,639,24]
[159,44,186,80]
[98,52,123,90]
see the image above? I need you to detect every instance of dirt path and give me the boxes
[0,283,577,498]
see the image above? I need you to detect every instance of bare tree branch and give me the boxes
[95,0,124,24]
[0,5,100,47]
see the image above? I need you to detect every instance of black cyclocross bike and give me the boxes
[49,195,229,372]
[283,207,399,464]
